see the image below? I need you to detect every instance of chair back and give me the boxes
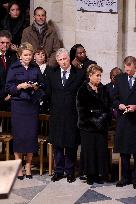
[38,114,49,139]
[0,111,11,135]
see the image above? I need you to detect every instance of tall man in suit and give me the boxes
[113,56,136,189]
[45,48,84,182]
[0,30,17,110]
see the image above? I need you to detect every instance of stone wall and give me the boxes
[124,0,136,57]
[32,0,124,83]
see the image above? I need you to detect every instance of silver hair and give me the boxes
[56,48,69,60]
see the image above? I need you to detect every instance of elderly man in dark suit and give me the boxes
[45,48,85,182]
[113,56,136,189]
[0,30,17,110]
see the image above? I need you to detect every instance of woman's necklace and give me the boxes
[21,62,29,69]
[89,82,98,92]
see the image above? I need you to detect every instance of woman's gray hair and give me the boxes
[56,48,69,60]
[87,64,103,78]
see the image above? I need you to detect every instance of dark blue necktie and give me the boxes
[128,76,133,89]
[62,71,67,86]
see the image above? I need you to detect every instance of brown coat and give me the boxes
[21,23,60,66]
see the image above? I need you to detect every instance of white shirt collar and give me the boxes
[60,66,71,80]
[0,51,5,56]
[39,63,46,74]
[128,75,135,79]
[60,65,71,73]
[133,73,136,79]
[128,75,135,86]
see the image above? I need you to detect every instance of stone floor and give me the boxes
[0,149,135,204]
[1,171,136,204]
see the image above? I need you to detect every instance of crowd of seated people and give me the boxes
[1,2,136,191]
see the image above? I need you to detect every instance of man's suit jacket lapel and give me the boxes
[64,66,77,88]
[0,55,6,73]
[123,74,130,95]
[0,51,12,72]
[55,65,77,88]
[5,52,12,69]
[128,77,136,96]
[123,73,136,99]
[54,66,63,88]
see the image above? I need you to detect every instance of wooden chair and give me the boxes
[48,143,53,176]
[0,111,13,160]
[0,112,53,176]
[38,114,53,176]
[108,130,114,179]
[108,127,122,180]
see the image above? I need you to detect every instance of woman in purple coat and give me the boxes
[6,42,45,179]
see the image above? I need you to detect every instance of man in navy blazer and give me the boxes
[113,56,136,189]
[0,30,17,110]
[45,48,85,183]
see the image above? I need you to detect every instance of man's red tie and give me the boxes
[1,54,7,70]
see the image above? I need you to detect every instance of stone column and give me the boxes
[124,0,136,57]
[117,0,124,69]
[30,0,34,25]
[62,0,76,51]
[78,2,123,83]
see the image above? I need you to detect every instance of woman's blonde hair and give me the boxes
[87,64,103,78]
[17,42,34,56]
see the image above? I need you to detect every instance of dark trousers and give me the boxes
[54,146,77,175]
[121,153,136,183]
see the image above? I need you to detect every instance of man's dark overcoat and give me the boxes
[113,73,136,153]
[45,65,85,148]
[0,50,17,110]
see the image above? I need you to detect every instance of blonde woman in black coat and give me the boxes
[76,64,110,185]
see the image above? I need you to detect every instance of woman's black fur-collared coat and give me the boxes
[76,81,110,132]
